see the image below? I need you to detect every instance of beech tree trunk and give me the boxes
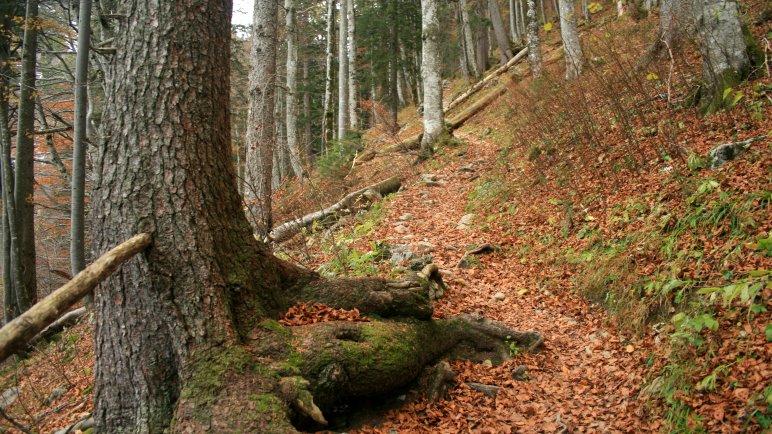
[526,0,543,76]
[347,0,359,130]
[285,0,304,178]
[244,0,278,237]
[420,0,444,156]
[337,0,349,140]
[14,0,39,314]
[71,0,92,289]
[322,0,335,150]
[459,0,480,78]
[489,0,514,64]
[693,0,750,112]
[558,0,583,80]
[91,2,543,432]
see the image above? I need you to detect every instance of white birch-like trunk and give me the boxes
[526,0,543,76]
[322,0,335,149]
[518,0,526,37]
[347,0,358,130]
[285,0,304,178]
[245,0,278,236]
[582,0,589,20]
[420,0,443,153]
[617,0,625,16]
[510,0,519,41]
[558,0,583,80]
[337,0,349,140]
[302,59,312,161]
[397,68,406,105]
[489,0,514,64]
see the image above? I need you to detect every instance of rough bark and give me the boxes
[285,0,304,178]
[90,2,544,432]
[420,0,444,155]
[14,0,39,314]
[347,0,359,130]
[302,59,313,162]
[0,234,150,363]
[322,0,336,150]
[489,0,515,64]
[558,0,583,80]
[526,0,543,77]
[71,0,92,289]
[388,0,400,133]
[269,176,402,243]
[693,0,751,113]
[338,0,349,140]
[244,0,278,237]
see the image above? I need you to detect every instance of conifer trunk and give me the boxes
[337,0,349,139]
[322,0,336,150]
[285,0,304,178]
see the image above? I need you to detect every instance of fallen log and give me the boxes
[0,233,151,363]
[445,47,528,113]
[26,306,87,348]
[269,176,402,243]
[358,86,509,160]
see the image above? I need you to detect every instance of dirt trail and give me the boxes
[355,133,655,433]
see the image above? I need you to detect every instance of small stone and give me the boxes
[457,213,477,230]
[466,382,500,398]
[482,359,493,368]
[414,241,435,255]
[394,225,409,234]
[398,213,414,221]
[389,244,414,265]
[493,292,506,301]
[0,387,19,409]
[409,255,433,271]
[420,173,438,183]
[45,386,68,405]
[511,365,528,380]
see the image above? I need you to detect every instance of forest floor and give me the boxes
[0,3,770,433]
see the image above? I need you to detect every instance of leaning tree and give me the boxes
[90,1,542,432]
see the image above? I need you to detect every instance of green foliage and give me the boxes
[318,201,390,277]
[315,132,363,179]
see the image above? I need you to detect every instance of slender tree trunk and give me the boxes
[302,58,312,162]
[0,10,20,322]
[510,0,518,41]
[617,0,625,16]
[388,0,399,133]
[539,0,546,23]
[475,0,490,74]
[420,0,444,156]
[558,0,583,79]
[519,0,526,37]
[322,0,335,151]
[245,0,278,237]
[489,0,514,64]
[582,0,589,20]
[526,0,543,76]
[347,0,359,130]
[14,0,39,313]
[285,0,304,179]
[337,0,349,139]
[459,0,480,77]
[71,0,92,300]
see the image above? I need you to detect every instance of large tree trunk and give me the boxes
[244,0,278,237]
[558,0,583,80]
[285,0,304,178]
[71,0,92,295]
[347,0,359,130]
[92,2,543,432]
[526,0,543,77]
[420,0,444,156]
[489,0,514,64]
[693,0,751,113]
[337,0,349,140]
[14,0,39,315]
[322,0,335,151]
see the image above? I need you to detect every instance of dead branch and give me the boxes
[0,234,151,363]
[269,177,402,243]
[445,47,528,113]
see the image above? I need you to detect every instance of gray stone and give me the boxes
[409,255,433,271]
[0,387,19,409]
[414,241,435,255]
[394,224,409,234]
[45,386,68,405]
[389,244,414,265]
[708,139,754,169]
[457,213,476,230]
[398,213,414,221]
[493,292,506,301]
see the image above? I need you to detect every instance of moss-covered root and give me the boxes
[291,316,544,413]
[299,276,433,319]
[170,346,299,434]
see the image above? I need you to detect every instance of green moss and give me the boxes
[179,346,253,408]
[260,319,290,336]
[698,69,742,114]
[250,393,285,413]
[742,24,764,71]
